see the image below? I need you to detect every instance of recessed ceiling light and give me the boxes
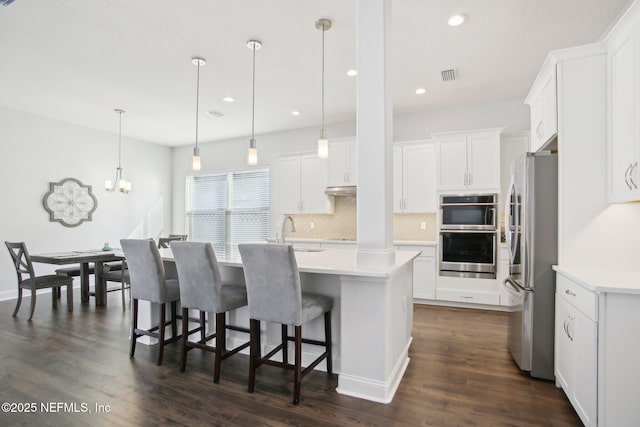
[206,110,224,118]
[222,96,235,103]
[415,87,427,95]
[448,14,466,26]
[346,69,358,77]
[291,110,301,116]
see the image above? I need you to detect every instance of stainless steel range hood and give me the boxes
[325,185,357,196]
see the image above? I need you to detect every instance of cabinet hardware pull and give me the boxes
[630,162,638,189]
[625,163,633,190]
[567,316,574,341]
[536,121,543,139]
[460,295,473,299]
[565,289,576,297]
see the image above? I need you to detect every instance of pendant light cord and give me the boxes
[251,44,256,140]
[321,25,325,138]
[117,111,122,169]
[195,61,201,150]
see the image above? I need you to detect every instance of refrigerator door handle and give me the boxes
[504,277,526,294]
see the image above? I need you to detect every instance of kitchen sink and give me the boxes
[293,247,326,252]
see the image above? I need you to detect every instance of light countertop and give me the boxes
[160,247,421,279]
[268,237,436,246]
[553,265,640,295]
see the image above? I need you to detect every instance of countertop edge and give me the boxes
[553,265,640,295]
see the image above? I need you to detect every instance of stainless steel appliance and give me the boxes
[439,194,498,279]
[503,151,557,380]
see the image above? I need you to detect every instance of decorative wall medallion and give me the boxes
[43,178,98,227]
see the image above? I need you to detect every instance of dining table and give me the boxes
[30,249,123,306]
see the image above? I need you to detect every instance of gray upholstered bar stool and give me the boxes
[238,243,333,405]
[170,241,250,383]
[120,239,180,365]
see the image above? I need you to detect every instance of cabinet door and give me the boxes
[529,94,545,151]
[571,308,598,427]
[393,146,404,212]
[275,156,301,214]
[438,138,468,191]
[403,144,436,212]
[412,256,436,299]
[554,295,573,392]
[540,70,558,144]
[609,30,639,202]
[300,154,332,213]
[328,138,357,186]
[467,134,500,191]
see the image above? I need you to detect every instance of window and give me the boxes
[186,169,270,258]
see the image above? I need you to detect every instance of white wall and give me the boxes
[0,107,173,300]
[172,99,530,233]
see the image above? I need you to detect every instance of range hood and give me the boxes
[325,185,357,196]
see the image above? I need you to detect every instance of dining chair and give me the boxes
[120,239,180,365]
[238,243,333,405]
[158,235,186,249]
[170,241,250,383]
[101,259,130,309]
[5,241,73,320]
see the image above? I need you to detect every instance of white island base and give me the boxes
[135,247,419,404]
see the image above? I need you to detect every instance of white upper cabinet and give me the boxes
[608,18,640,202]
[327,137,357,187]
[393,141,437,213]
[274,153,334,215]
[434,128,503,193]
[526,62,558,152]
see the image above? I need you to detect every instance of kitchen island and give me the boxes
[137,246,421,403]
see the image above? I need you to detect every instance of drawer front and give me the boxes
[436,289,500,305]
[556,273,598,321]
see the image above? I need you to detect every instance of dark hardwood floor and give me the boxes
[0,291,581,426]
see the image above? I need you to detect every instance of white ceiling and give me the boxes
[0,0,631,146]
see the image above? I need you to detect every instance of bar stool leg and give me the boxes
[324,311,332,374]
[214,312,225,383]
[130,299,139,357]
[281,324,288,365]
[157,303,166,365]
[180,307,189,372]
[248,319,259,393]
[293,325,302,405]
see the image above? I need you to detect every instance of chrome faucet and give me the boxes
[281,215,296,244]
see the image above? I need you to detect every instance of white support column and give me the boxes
[356,0,395,269]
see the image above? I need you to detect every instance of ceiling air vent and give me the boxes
[441,68,457,81]
[0,0,17,6]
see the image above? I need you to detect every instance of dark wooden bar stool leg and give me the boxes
[157,303,166,365]
[248,319,259,393]
[180,307,189,372]
[324,311,332,374]
[281,324,288,364]
[170,301,178,339]
[200,311,206,342]
[28,289,36,321]
[214,312,226,383]
[130,299,139,357]
[293,325,302,405]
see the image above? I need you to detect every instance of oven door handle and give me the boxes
[439,229,497,234]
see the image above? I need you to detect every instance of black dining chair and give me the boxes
[5,241,73,320]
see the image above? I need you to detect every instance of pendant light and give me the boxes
[316,18,332,159]
[247,39,261,166]
[191,56,206,171]
[105,109,131,193]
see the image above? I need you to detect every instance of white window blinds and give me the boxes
[186,169,270,258]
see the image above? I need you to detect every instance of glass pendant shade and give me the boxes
[317,138,329,159]
[192,147,201,171]
[247,147,258,165]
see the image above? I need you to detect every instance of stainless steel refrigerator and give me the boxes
[503,151,558,380]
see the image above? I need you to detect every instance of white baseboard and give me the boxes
[413,298,509,312]
[336,338,411,403]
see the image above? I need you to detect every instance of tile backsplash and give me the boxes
[285,196,436,241]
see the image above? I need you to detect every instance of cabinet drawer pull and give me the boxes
[460,295,473,299]
[536,121,543,139]
[565,289,576,297]
[630,162,638,189]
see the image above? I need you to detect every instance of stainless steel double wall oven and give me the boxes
[439,194,498,279]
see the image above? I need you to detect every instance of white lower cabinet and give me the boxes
[398,245,436,300]
[435,275,501,306]
[555,278,597,427]
[554,269,640,427]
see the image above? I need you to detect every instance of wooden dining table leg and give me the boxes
[80,262,91,303]
[94,261,107,307]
